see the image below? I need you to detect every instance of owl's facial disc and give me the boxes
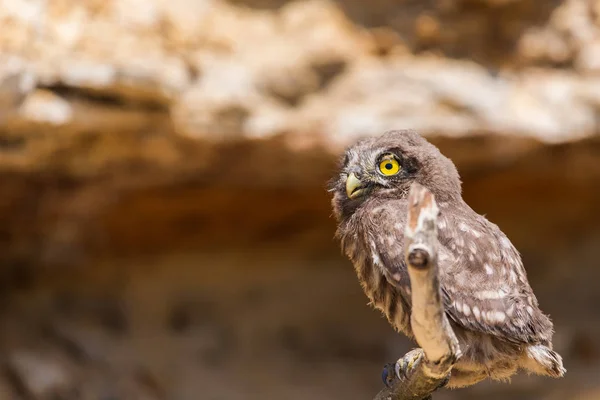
[331,130,464,223]
[346,173,366,199]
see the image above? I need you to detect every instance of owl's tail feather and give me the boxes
[522,344,566,378]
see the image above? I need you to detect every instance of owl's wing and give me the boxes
[437,207,553,345]
[374,201,553,345]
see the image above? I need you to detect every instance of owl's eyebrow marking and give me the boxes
[378,153,397,161]
[376,149,402,164]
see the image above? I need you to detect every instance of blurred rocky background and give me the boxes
[0,0,599,399]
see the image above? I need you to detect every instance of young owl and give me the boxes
[329,130,565,388]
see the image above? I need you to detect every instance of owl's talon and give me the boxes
[395,348,425,380]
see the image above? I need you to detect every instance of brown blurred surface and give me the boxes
[1,0,600,399]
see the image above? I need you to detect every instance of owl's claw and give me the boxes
[395,348,425,380]
[382,348,425,387]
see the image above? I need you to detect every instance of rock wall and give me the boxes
[0,0,599,399]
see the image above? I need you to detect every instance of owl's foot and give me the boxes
[396,348,425,380]
[381,348,425,387]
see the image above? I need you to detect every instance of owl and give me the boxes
[329,130,565,388]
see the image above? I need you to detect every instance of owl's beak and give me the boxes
[346,173,365,199]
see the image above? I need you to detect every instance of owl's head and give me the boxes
[329,130,462,221]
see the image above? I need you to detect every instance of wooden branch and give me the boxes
[374,183,461,400]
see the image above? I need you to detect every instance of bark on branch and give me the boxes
[374,183,461,400]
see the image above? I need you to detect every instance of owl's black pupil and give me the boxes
[385,163,393,170]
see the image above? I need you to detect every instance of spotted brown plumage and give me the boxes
[329,130,565,388]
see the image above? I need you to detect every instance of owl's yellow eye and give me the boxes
[379,158,400,176]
